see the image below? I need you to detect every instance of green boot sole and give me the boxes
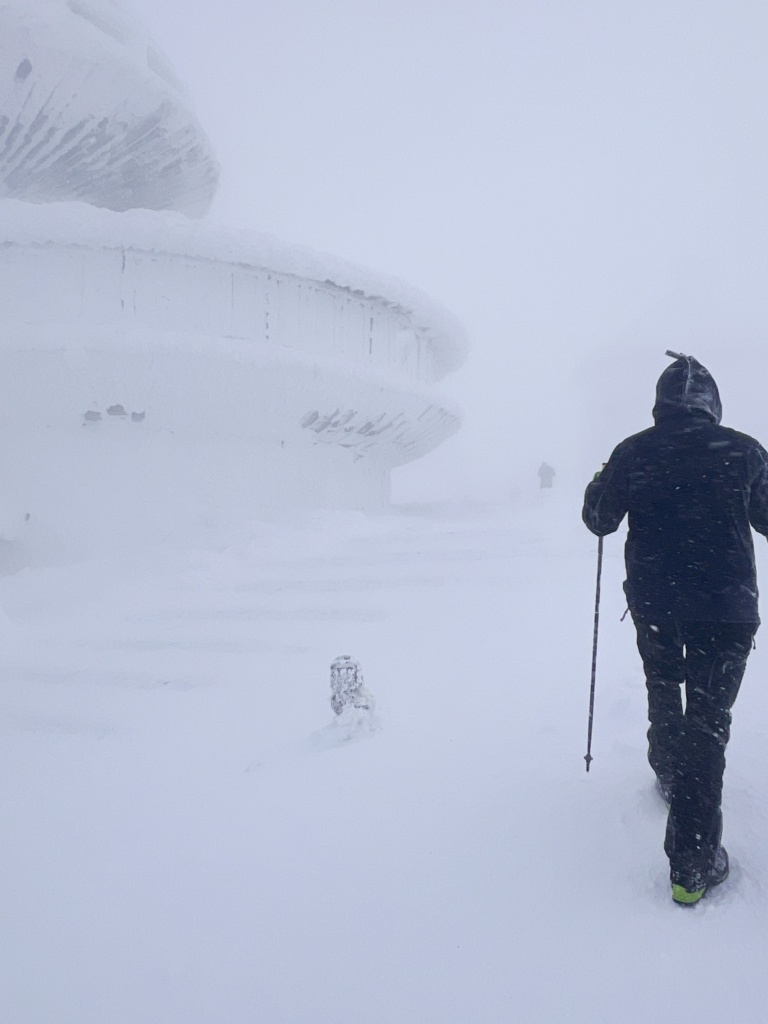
[671,883,706,905]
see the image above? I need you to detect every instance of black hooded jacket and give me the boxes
[582,356,768,623]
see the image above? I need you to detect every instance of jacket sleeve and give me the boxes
[582,443,630,537]
[748,442,768,538]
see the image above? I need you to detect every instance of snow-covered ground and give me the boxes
[3,485,768,1023]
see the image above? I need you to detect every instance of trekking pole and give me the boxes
[584,535,604,772]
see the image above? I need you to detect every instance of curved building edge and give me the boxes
[0,199,468,380]
[0,3,219,216]
[0,200,465,486]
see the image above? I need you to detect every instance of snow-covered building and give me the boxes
[0,0,218,215]
[0,0,466,543]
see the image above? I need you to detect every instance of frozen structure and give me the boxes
[0,0,466,545]
[0,0,218,215]
[329,655,379,741]
[330,655,375,716]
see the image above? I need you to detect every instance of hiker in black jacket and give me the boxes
[582,352,768,904]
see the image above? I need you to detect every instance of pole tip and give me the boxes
[584,753,593,772]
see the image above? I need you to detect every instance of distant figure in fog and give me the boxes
[538,462,555,489]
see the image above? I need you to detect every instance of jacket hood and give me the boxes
[652,354,722,425]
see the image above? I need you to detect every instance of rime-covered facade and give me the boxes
[0,0,466,531]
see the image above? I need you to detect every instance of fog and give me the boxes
[8,7,768,1017]
[127,0,768,500]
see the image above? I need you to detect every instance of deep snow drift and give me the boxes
[3,485,768,1024]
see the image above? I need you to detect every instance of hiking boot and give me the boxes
[671,847,729,906]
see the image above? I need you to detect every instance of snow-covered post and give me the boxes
[330,655,375,715]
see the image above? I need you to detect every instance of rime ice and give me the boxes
[0,0,467,549]
[330,655,376,716]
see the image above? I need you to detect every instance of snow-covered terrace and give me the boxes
[0,200,467,384]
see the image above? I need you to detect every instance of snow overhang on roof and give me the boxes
[0,199,468,380]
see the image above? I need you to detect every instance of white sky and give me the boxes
[128,0,768,500]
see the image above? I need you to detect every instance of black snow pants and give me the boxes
[632,617,756,890]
